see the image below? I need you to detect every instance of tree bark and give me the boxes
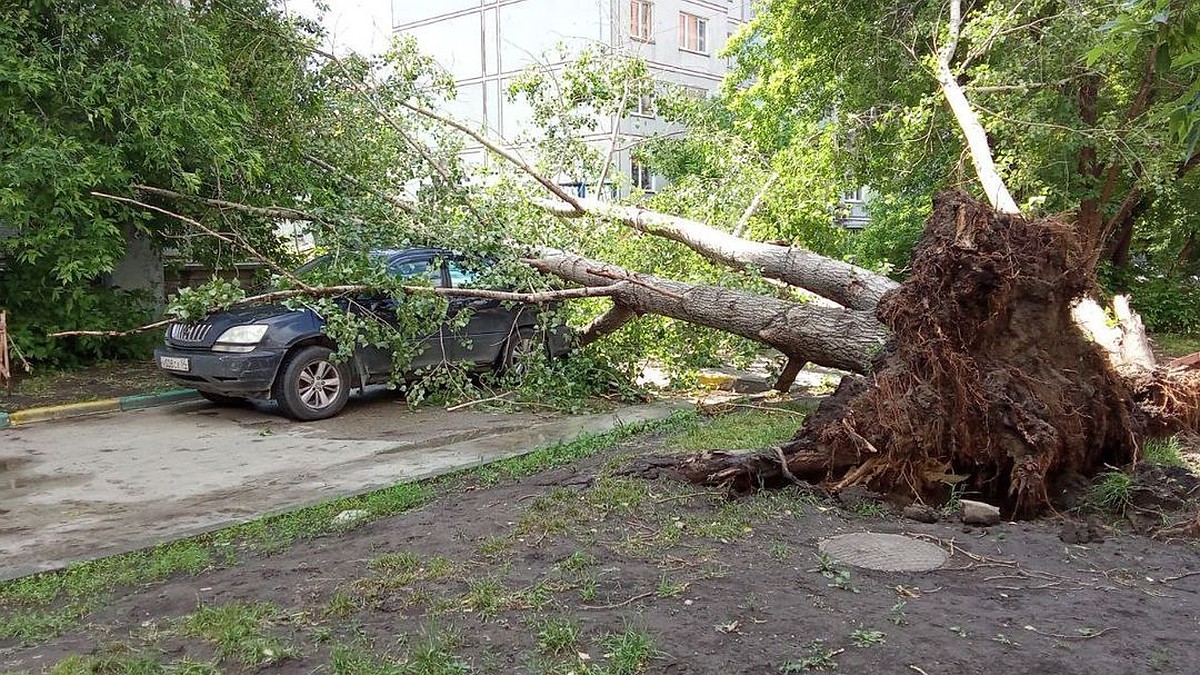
[530,251,887,374]
[773,357,805,392]
[578,303,638,347]
[537,198,897,310]
[1072,295,1157,372]
[935,0,1022,215]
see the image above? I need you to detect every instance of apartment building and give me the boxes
[394,0,753,193]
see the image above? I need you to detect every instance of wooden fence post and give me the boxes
[0,311,10,395]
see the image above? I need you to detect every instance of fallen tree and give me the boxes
[65,0,1200,520]
[530,250,887,374]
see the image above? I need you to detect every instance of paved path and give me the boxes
[0,392,679,580]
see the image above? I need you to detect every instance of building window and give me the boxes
[631,159,653,191]
[633,93,653,117]
[678,12,708,53]
[630,1,653,42]
[844,187,865,202]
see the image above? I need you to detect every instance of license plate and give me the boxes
[160,356,190,372]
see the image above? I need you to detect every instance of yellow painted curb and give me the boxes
[8,399,122,426]
[697,372,736,389]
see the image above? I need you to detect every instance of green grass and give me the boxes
[850,629,886,647]
[328,625,467,675]
[667,408,804,452]
[780,640,840,672]
[48,650,219,675]
[1091,471,1134,513]
[535,617,581,656]
[1143,436,1188,468]
[599,624,658,675]
[370,551,422,575]
[555,550,597,574]
[461,577,509,618]
[180,602,298,667]
[654,573,688,599]
[0,410,696,644]
[1152,333,1200,359]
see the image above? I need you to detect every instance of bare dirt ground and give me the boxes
[0,360,172,412]
[3,421,1199,675]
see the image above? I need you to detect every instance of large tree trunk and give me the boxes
[531,251,887,374]
[538,199,897,310]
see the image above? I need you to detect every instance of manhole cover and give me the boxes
[818,533,947,572]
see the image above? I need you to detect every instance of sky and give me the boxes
[282,0,395,57]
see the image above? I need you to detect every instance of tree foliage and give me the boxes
[0,0,324,363]
[723,0,1200,271]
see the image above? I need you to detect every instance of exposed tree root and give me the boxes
[679,192,1148,516]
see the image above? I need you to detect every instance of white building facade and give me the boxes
[394,0,754,193]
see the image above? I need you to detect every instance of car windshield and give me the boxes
[292,252,386,279]
[293,251,442,286]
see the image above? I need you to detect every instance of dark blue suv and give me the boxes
[154,248,570,420]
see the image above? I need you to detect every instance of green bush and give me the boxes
[1101,264,1200,334]
[0,269,160,367]
[847,194,930,278]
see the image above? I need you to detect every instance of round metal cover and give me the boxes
[818,533,947,572]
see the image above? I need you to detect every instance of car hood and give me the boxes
[166,304,320,349]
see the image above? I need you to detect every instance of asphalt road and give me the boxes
[0,392,678,580]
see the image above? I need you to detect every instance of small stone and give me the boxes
[960,499,1002,526]
[332,509,370,526]
[903,505,940,524]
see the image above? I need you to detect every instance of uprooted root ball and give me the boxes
[678,192,1141,516]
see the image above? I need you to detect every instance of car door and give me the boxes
[443,258,524,365]
[356,252,449,377]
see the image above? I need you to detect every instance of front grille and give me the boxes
[169,322,212,343]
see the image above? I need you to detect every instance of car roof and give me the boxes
[372,247,450,262]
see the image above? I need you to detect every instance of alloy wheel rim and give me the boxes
[298,360,341,409]
[509,335,537,374]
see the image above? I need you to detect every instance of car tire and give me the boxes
[273,345,350,421]
[496,327,545,377]
[198,391,246,406]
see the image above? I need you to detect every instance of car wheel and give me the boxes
[199,391,246,406]
[273,345,350,421]
[497,327,545,377]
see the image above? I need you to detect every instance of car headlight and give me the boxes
[212,325,269,353]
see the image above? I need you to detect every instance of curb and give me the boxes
[1,389,200,429]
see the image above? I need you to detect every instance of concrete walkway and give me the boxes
[0,392,679,580]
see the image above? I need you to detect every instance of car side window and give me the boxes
[389,259,445,287]
[447,260,481,288]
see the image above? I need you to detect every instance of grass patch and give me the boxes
[0,410,695,644]
[599,624,658,675]
[328,624,467,675]
[461,577,510,618]
[180,602,297,667]
[850,629,886,647]
[1152,333,1200,359]
[667,409,803,452]
[780,640,840,672]
[49,650,219,675]
[535,617,581,656]
[1091,471,1134,513]
[1143,437,1188,468]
